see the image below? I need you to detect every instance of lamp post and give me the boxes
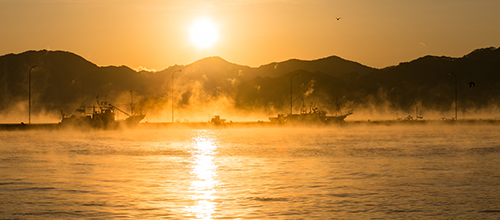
[290,73,301,115]
[28,65,37,124]
[448,73,457,120]
[172,69,182,123]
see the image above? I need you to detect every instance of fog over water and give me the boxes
[1,124,500,219]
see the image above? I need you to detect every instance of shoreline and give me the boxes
[2,119,500,131]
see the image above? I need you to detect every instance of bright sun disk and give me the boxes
[189,19,218,48]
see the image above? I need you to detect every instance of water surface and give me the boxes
[1,124,500,219]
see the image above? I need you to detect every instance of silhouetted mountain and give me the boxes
[157,56,254,98]
[352,47,500,113]
[235,69,352,112]
[257,56,375,78]
[1,47,499,121]
[0,50,153,114]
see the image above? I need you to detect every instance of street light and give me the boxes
[28,65,37,124]
[172,69,182,123]
[448,72,458,120]
[290,73,301,115]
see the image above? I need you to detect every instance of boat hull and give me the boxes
[270,112,352,125]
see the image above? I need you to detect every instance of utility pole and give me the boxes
[28,66,37,124]
[130,90,134,115]
[172,70,182,123]
[449,73,458,120]
[290,73,301,115]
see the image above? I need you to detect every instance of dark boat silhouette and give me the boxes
[210,115,227,125]
[60,99,145,129]
[269,104,352,125]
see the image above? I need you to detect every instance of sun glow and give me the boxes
[189,18,218,48]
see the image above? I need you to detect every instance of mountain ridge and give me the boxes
[1,47,499,121]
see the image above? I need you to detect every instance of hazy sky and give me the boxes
[1,0,499,70]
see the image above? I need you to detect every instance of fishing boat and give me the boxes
[60,98,145,129]
[210,115,226,125]
[269,104,352,125]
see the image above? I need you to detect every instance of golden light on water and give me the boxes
[186,130,219,219]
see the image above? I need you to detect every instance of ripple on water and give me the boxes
[1,126,500,219]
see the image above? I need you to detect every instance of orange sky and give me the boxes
[1,0,499,70]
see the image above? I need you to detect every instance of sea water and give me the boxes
[1,124,500,219]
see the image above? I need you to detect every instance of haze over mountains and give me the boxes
[1,47,499,122]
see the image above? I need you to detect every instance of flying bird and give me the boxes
[336,17,342,21]
[468,82,475,88]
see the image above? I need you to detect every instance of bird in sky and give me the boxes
[336,17,342,21]
[468,82,475,88]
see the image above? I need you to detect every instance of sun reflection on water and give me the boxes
[185,130,219,219]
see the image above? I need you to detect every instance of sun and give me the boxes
[189,18,218,48]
